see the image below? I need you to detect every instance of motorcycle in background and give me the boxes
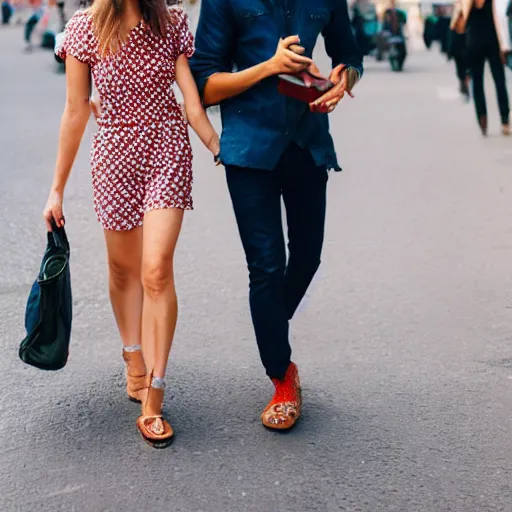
[388,34,407,71]
[380,5,408,71]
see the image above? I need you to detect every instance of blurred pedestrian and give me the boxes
[191,0,363,431]
[23,0,43,51]
[1,0,13,24]
[453,0,510,135]
[449,3,470,99]
[43,0,219,448]
[56,0,64,29]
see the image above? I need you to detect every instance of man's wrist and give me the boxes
[344,66,360,91]
[347,66,361,81]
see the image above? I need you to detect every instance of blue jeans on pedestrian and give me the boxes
[225,144,328,380]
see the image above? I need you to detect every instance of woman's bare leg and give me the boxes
[141,209,184,379]
[104,227,143,349]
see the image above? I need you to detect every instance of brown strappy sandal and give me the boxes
[136,374,174,449]
[122,350,146,403]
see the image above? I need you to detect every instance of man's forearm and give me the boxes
[203,61,275,106]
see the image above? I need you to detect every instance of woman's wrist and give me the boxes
[206,132,220,155]
[50,182,65,196]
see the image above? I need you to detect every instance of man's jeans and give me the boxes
[226,144,328,380]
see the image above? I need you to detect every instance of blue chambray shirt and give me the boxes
[190,0,363,171]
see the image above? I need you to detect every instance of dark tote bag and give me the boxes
[19,225,72,371]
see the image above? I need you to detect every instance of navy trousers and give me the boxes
[226,144,328,379]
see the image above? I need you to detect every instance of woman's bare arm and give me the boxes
[175,54,219,157]
[43,56,91,230]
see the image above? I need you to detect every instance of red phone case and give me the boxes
[278,71,334,104]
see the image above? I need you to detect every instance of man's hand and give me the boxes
[267,36,313,75]
[310,64,359,114]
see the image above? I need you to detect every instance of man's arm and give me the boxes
[189,0,236,106]
[190,0,313,106]
[322,0,364,78]
[309,0,364,113]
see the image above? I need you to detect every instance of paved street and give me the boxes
[2,22,512,512]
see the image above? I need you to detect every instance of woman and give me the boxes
[43,0,219,448]
[452,0,510,135]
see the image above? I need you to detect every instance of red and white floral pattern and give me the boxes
[58,8,195,231]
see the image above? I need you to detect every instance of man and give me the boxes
[190,0,363,431]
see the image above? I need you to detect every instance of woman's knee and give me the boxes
[108,257,140,290]
[141,260,174,299]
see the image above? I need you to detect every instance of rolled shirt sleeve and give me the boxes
[189,0,235,101]
[322,0,364,78]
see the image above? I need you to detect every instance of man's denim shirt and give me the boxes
[190,0,364,171]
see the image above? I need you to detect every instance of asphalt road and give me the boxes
[2,23,512,512]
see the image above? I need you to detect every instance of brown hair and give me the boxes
[91,0,174,56]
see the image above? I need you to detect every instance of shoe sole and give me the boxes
[138,430,174,449]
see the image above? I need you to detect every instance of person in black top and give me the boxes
[465,0,510,135]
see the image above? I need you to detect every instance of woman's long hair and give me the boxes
[88,0,180,56]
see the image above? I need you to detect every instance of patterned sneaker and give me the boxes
[261,362,302,431]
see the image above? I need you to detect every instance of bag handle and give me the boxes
[48,219,70,252]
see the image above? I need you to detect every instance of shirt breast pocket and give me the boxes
[238,6,270,25]
[236,4,273,47]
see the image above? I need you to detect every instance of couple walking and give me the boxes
[43,0,363,448]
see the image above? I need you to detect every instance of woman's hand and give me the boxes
[43,189,65,231]
[207,133,221,166]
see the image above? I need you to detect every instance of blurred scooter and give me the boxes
[381,5,408,71]
[388,34,407,71]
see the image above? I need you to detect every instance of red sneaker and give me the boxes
[261,362,302,431]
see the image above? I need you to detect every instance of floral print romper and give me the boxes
[58,8,195,231]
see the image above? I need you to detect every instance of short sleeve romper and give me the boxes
[57,8,195,231]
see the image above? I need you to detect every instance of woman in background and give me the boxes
[452,0,510,135]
